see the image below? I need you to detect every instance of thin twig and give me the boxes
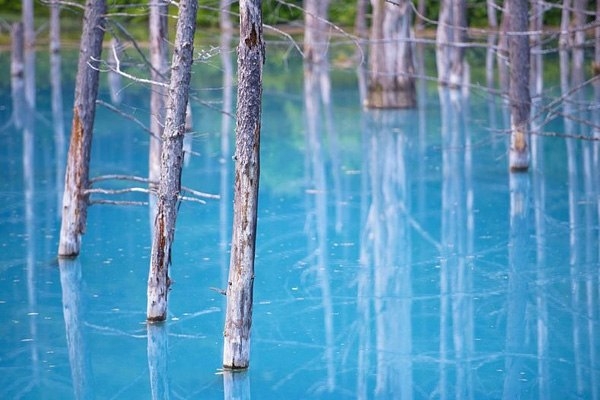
[96,99,160,140]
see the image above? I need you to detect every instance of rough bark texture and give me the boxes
[147,0,197,322]
[366,0,416,109]
[149,0,169,190]
[58,0,106,257]
[436,0,468,88]
[507,0,531,171]
[223,0,264,370]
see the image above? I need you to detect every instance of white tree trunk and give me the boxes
[149,0,169,194]
[366,0,416,109]
[58,0,107,257]
[147,0,197,322]
[223,0,265,369]
[436,0,467,88]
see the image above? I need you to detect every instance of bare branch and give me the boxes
[84,187,151,195]
[96,99,159,140]
[89,199,149,206]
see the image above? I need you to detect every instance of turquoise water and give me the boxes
[0,42,599,399]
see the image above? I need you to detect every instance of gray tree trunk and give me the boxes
[147,0,197,322]
[436,0,468,88]
[10,22,24,130]
[50,0,66,217]
[366,0,416,109]
[22,0,35,110]
[223,0,265,370]
[507,0,530,171]
[58,0,107,257]
[149,0,169,193]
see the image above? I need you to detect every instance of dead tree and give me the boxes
[365,0,416,109]
[147,0,197,322]
[149,0,169,190]
[58,0,107,257]
[436,0,468,88]
[223,0,265,370]
[507,0,530,171]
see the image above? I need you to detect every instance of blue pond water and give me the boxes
[0,40,599,399]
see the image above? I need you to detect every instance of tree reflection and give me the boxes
[361,109,413,399]
[59,258,95,399]
[438,87,474,400]
[502,173,531,399]
[223,370,251,400]
[303,52,336,394]
[147,323,170,400]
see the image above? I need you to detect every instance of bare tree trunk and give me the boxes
[22,0,35,110]
[507,0,530,171]
[595,0,600,76]
[366,0,416,109]
[149,0,169,194]
[58,0,107,257]
[497,1,510,99]
[50,0,65,217]
[223,0,265,370]
[147,0,197,322]
[436,0,468,88]
[304,0,330,65]
[11,22,24,130]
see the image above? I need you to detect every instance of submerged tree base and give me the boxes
[365,83,417,109]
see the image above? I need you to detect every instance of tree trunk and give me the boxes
[22,0,35,110]
[436,0,468,88]
[507,0,530,171]
[149,0,169,193]
[50,0,66,217]
[366,0,416,109]
[147,0,197,322]
[10,22,24,130]
[58,0,107,257]
[223,0,265,370]
[304,0,330,65]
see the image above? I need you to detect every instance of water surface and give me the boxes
[0,41,599,399]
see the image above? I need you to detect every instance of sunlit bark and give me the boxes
[58,0,107,257]
[223,0,265,369]
[147,0,197,322]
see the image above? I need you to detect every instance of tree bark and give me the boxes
[50,0,66,217]
[147,0,197,322]
[436,0,468,88]
[223,0,264,370]
[366,0,416,109]
[507,0,530,171]
[22,0,35,110]
[149,0,169,192]
[58,0,107,257]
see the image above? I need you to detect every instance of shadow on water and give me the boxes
[0,33,599,399]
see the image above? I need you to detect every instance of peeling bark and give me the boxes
[223,0,264,370]
[147,0,197,322]
[58,0,106,257]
